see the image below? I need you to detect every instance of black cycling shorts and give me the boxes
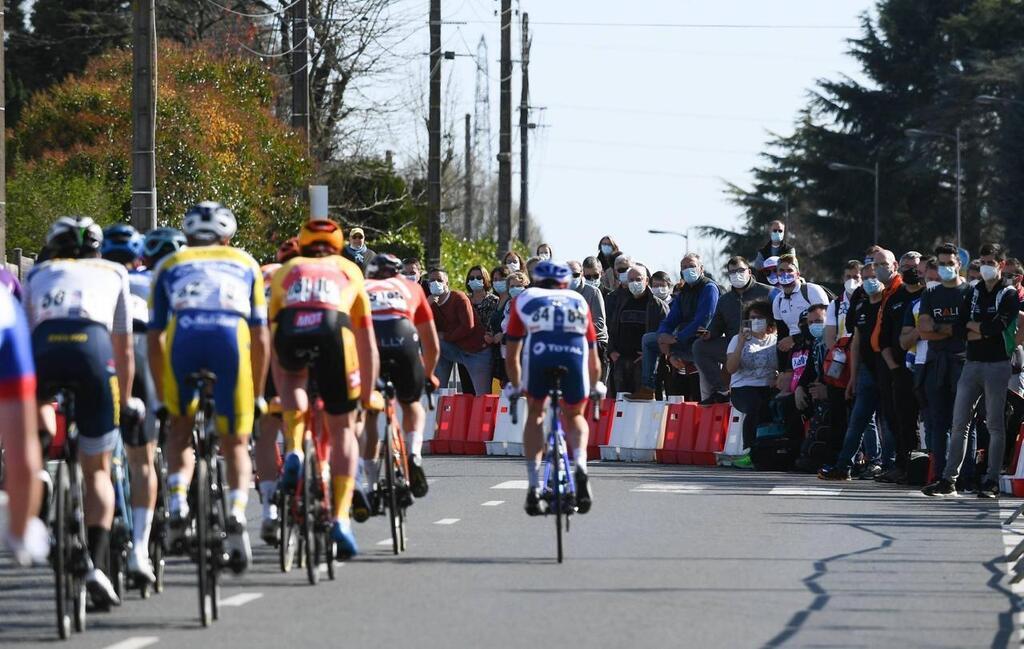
[274,308,358,415]
[375,318,424,404]
[34,320,119,455]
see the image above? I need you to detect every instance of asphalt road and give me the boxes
[2,457,1022,649]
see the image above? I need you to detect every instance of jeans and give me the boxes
[692,335,729,399]
[730,385,772,449]
[641,332,693,392]
[611,353,643,396]
[924,352,964,479]
[835,365,882,470]
[436,340,493,395]
[944,360,1012,484]
[889,366,920,469]
[875,365,898,469]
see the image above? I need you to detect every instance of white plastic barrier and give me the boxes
[716,410,746,466]
[600,399,667,462]
[486,394,525,457]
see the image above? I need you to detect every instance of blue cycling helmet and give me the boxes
[531,260,572,287]
[142,227,187,265]
[101,224,143,264]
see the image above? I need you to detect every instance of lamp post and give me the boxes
[905,127,962,250]
[828,161,879,243]
[648,228,692,248]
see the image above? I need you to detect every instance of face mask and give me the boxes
[682,267,701,284]
[468,278,484,291]
[493,280,508,294]
[509,286,525,298]
[585,278,601,290]
[863,278,883,295]
[767,273,778,286]
[538,252,551,261]
[808,322,826,339]
[980,264,1000,281]
[652,286,671,300]
[937,265,958,282]
[750,318,768,334]
[900,268,921,285]
[770,231,784,244]
[429,281,446,296]
[926,280,941,290]
[627,281,645,296]
[844,278,861,295]
[777,271,796,286]
[570,276,583,290]
[728,270,749,289]
[506,260,520,272]
[618,271,630,284]
[600,244,613,256]
[402,273,419,282]
[876,266,893,284]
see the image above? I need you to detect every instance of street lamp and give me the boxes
[648,228,691,246]
[905,127,962,251]
[828,161,880,243]
[747,196,791,227]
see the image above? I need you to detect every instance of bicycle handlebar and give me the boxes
[591,393,603,422]
[425,381,436,411]
[509,393,521,425]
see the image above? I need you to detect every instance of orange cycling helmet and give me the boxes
[297,219,344,253]
[276,237,300,262]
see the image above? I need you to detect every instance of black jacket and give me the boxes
[608,288,670,355]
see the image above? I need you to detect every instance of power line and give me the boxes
[538,163,723,180]
[450,20,859,30]
[544,136,759,156]
[204,0,302,19]
[545,103,791,125]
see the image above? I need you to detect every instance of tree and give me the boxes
[8,42,310,261]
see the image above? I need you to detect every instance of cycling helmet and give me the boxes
[101,224,143,264]
[297,219,344,253]
[182,201,237,244]
[365,253,402,279]
[531,260,572,287]
[46,216,103,259]
[276,237,300,263]
[142,227,187,264]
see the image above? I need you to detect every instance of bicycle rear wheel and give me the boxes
[69,462,87,633]
[385,424,404,556]
[53,461,71,639]
[195,457,213,628]
[210,457,227,622]
[279,489,296,572]
[552,448,564,564]
[302,440,319,585]
[148,448,168,596]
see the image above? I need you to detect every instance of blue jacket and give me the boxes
[657,276,721,345]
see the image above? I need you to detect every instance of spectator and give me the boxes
[597,235,622,291]
[772,254,830,349]
[498,271,530,360]
[650,271,673,304]
[608,264,669,395]
[526,256,542,277]
[630,253,720,401]
[876,251,924,483]
[864,248,906,474]
[568,260,609,372]
[900,256,939,472]
[604,254,635,338]
[501,251,527,274]
[818,260,887,481]
[824,260,863,348]
[794,303,842,468]
[0,266,22,300]
[427,268,492,395]
[486,266,511,384]
[402,257,423,283]
[967,259,982,284]
[725,300,778,466]
[466,264,499,353]
[693,256,772,405]
[582,257,604,293]
[536,243,554,261]
[753,220,795,279]
[924,243,1020,498]
[342,227,376,269]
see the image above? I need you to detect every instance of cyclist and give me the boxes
[358,253,440,514]
[101,224,163,584]
[148,202,270,573]
[0,285,48,566]
[23,216,142,609]
[255,237,300,546]
[267,219,379,558]
[503,261,605,516]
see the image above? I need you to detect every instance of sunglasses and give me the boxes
[572,272,582,278]
[772,229,784,233]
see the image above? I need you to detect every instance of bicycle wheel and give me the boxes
[384,423,403,556]
[278,489,296,572]
[211,456,227,622]
[302,439,319,585]
[69,462,87,633]
[552,446,564,564]
[148,449,168,597]
[195,456,212,628]
[53,461,71,639]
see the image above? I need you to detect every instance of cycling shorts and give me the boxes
[375,318,424,404]
[126,332,159,447]
[33,320,120,455]
[274,308,359,415]
[523,337,591,405]
[163,311,255,437]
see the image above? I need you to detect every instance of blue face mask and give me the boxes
[600,244,613,256]
[808,322,826,339]
[863,278,883,295]
[777,271,796,286]
[468,278,485,291]
[493,280,508,294]
[937,265,958,282]
[770,231,784,244]
[509,286,525,298]
[682,267,701,284]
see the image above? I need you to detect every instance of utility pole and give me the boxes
[131,0,157,232]
[427,0,442,268]
[518,13,530,245]
[496,0,512,256]
[464,114,473,240]
[291,0,309,157]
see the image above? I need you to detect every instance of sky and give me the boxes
[376,0,874,277]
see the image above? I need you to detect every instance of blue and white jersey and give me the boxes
[129,267,151,330]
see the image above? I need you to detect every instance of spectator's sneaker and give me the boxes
[351,486,372,523]
[818,465,851,481]
[85,568,120,611]
[624,387,655,402]
[977,480,1000,499]
[409,455,429,498]
[855,463,883,480]
[280,452,302,491]
[574,468,592,514]
[699,392,730,406]
[732,454,754,470]
[874,467,906,484]
[922,479,957,497]
[331,520,359,560]
[225,518,252,575]
[524,488,547,516]
[260,517,279,547]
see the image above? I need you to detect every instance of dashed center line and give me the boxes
[376,539,394,546]
[769,487,843,496]
[491,480,529,490]
[481,500,505,506]
[631,483,705,494]
[433,518,460,525]
[219,592,263,607]
[102,637,159,649]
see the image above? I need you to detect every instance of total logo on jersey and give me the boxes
[532,341,583,356]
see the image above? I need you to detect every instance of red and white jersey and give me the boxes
[506,287,596,349]
[364,277,433,325]
[261,263,281,302]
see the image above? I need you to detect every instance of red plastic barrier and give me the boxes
[657,402,699,464]
[587,398,615,460]
[429,394,474,454]
[456,395,499,455]
[692,403,731,465]
[1008,423,1024,496]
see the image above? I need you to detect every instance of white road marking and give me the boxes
[770,487,843,496]
[481,500,505,506]
[491,480,529,490]
[102,637,159,649]
[433,518,460,525]
[631,484,705,494]
[376,539,394,546]
[1000,506,1024,646]
[219,592,263,607]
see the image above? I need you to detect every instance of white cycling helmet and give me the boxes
[46,215,103,259]
[182,201,237,244]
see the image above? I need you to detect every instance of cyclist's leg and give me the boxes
[162,320,197,518]
[361,410,380,488]
[125,333,158,575]
[559,357,591,474]
[216,320,255,526]
[272,351,309,490]
[255,366,282,533]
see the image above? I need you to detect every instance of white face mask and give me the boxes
[728,270,749,289]
[628,281,645,296]
[844,278,861,295]
[584,278,601,290]
[652,286,671,300]
[506,260,520,272]
[538,252,551,261]
[403,273,419,282]
[429,281,446,296]
[980,264,1000,281]
[750,318,768,334]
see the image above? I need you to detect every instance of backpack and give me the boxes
[751,399,799,471]
[822,335,852,388]
[800,282,837,306]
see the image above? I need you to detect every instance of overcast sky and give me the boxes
[378,0,873,277]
